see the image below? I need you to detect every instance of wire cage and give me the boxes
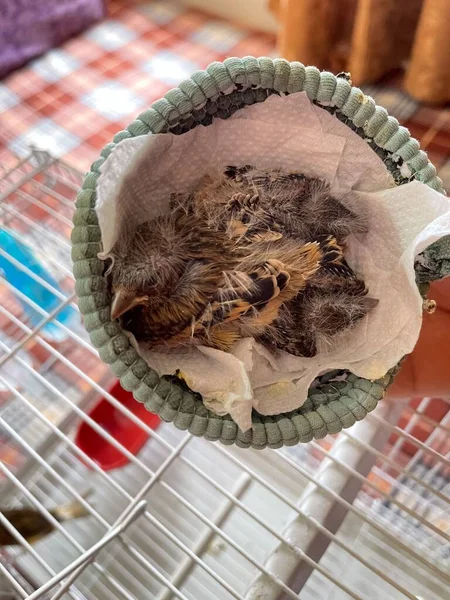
[70,59,448,448]
[1,149,450,600]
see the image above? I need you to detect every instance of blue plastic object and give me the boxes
[0,228,78,342]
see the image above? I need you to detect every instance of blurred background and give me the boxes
[0,0,449,186]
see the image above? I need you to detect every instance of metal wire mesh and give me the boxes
[0,150,449,600]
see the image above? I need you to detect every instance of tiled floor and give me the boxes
[0,0,449,190]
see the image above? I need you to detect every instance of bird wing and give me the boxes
[197,260,290,331]
[310,240,368,294]
[194,236,340,334]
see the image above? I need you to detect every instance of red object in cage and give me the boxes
[75,380,161,470]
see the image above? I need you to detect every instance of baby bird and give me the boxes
[108,167,377,356]
[178,167,376,355]
[259,270,379,357]
[108,205,346,352]
[189,165,368,243]
[1,498,90,546]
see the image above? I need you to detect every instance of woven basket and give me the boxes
[72,57,449,449]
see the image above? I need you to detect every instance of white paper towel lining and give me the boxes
[97,92,450,431]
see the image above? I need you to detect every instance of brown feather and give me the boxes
[223,166,367,242]
[259,285,378,357]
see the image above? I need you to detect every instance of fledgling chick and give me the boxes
[259,282,378,357]
[109,209,237,344]
[257,247,378,357]
[108,206,344,352]
[173,167,377,357]
[187,166,368,243]
[1,498,90,546]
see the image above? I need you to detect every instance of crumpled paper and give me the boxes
[97,92,450,432]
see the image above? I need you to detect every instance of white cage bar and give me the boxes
[0,149,449,600]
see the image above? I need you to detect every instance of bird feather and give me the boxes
[108,168,377,357]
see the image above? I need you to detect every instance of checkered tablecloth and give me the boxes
[0,0,449,182]
[0,0,275,173]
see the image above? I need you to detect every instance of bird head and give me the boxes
[109,252,185,319]
[107,217,187,321]
[109,261,163,321]
[107,207,228,322]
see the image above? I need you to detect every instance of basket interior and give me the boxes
[72,59,446,448]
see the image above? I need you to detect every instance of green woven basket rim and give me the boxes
[71,57,446,449]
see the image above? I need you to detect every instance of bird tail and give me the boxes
[316,235,345,268]
[52,492,92,522]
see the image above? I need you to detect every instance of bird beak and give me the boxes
[111,289,148,320]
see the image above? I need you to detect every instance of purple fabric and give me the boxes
[0,0,106,78]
